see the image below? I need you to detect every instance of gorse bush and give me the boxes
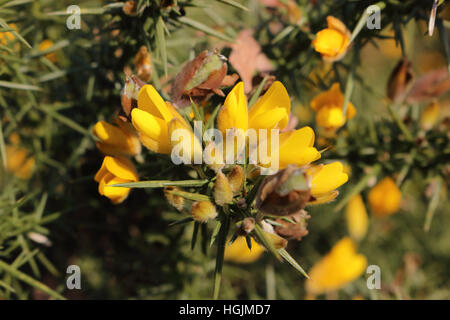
[0,0,449,300]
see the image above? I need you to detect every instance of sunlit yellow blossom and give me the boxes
[5,144,35,180]
[168,117,202,164]
[368,177,401,217]
[420,101,440,130]
[306,237,367,294]
[220,81,320,169]
[94,156,138,204]
[93,119,141,157]
[312,16,351,62]
[346,194,369,240]
[131,85,189,154]
[307,162,348,204]
[310,83,356,129]
[224,236,264,264]
[38,39,57,63]
[277,127,321,168]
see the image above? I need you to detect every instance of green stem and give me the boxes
[386,103,414,142]
[0,260,66,300]
[213,206,231,300]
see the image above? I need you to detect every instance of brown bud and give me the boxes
[387,57,414,104]
[170,50,238,107]
[164,186,185,211]
[274,210,310,241]
[228,165,244,195]
[255,165,311,216]
[236,217,256,236]
[120,75,145,120]
[191,201,217,223]
[213,171,233,206]
[123,1,138,16]
[134,46,152,82]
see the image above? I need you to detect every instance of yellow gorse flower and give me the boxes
[5,144,35,180]
[38,39,57,63]
[307,162,348,204]
[0,23,17,46]
[219,81,321,169]
[312,16,351,62]
[346,194,369,241]
[93,119,141,157]
[94,156,139,204]
[131,84,192,154]
[420,101,440,131]
[224,236,265,264]
[310,83,356,130]
[306,237,367,294]
[368,177,402,217]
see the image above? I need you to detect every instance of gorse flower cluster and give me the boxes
[91,49,351,297]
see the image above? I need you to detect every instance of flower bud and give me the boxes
[213,171,233,206]
[170,50,238,107]
[255,165,311,216]
[236,217,256,236]
[227,165,244,195]
[164,186,185,211]
[274,210,310,241]
[191,201,217,223]
[122,1,138,16]
[134,46,152,82]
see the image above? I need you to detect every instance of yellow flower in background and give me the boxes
[307,162,348,204]
[93,119,141,157]
[310,83,356,130]
[224,236,264,264]
[306,237,367,294]
[368,177,402,217]
[38,39,57,63]
[312,16,351,62]
[0,23,17,45]
[131,84,189,154]
[420,101,440,131]
[5,144,35,180]
[346,194,369,241]
[94,156,138,204]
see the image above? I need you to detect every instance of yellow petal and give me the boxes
[104,156,138,181]
[310,162,348,196]
[137,85,173,122]
[310,83,342,111]
[101,174,131,204]
[131,108,171,154]
[14,156,35,180]
[168,118,203,164]
[368,177,402,217]
[308,190,339,205]
[217,82,248,134]
[312,29,349,58]
[249,81,290,130]
[278,127,321,168]
[224,236,264,264]
[316,105,345,129]
[346,194,369,241]
[93,121,129,147]
[306,237,367,294]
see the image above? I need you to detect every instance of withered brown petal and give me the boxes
[406,67,450,104]
[387,57,414,104]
